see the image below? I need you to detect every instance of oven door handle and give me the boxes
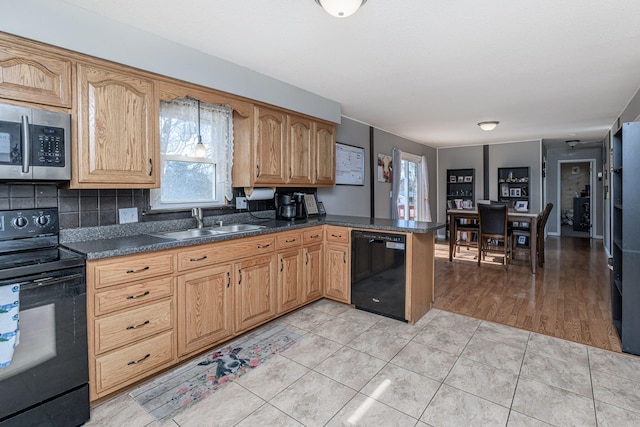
[18,273,85,291]
[21,115,30,174]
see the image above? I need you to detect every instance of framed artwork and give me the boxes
[510,188,521,197]
[457,176,464,183]
[449,175,457,183]
[517,236,528,245]
[377,154,393,183]
[501,183,509,197]
[514,200,528,211]
[463,176,472,182]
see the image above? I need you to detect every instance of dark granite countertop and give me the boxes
[61,214,443,260]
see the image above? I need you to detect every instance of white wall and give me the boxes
[436,146,484,237]
[317,118,370,216]
[0,0,341,124]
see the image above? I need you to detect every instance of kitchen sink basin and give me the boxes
[149,224,265,241]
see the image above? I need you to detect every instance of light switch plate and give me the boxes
[119,207,138,224]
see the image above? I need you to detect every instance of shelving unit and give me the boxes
[497,167,530,207]
[446,168,475,210]
[611,121,640,355]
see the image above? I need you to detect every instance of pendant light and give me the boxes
[194,100,207,158]
[314,0,367,18]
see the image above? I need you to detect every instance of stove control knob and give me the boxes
[36,215,49,226]
[14,216,28,228]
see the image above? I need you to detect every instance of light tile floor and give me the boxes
[86,300,640,426]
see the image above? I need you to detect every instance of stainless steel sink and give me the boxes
[149,224,265,240]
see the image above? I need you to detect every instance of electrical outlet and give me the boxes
[118,207,138,224]
[236,197,247,209]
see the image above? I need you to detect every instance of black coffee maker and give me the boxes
[276,193,297,220]
[276,192,307,220]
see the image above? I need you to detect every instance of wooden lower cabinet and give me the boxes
[177,264,234,357]
[235,254,277,332]
[303,244,324,302]
[324,242,350,303]
[277,248,303,313]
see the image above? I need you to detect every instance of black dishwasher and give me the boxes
[351,230,406,322]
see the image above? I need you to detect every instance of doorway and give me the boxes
[557,160,595,238]
[394,152,422,221]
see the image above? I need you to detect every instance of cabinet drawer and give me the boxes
[95,330,174,393]
[177,235,276,271]
[276,230,302,250]
[94,277,173,316]
[325,226,350,244]
[303,227,324,245]
[95,298,173,354]
[90,252,175,289]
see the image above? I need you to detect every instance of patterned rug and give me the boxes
[130,324,304,421]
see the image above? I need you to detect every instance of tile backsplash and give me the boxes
[0,183,276,229]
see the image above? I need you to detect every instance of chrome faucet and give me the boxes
[191,207,204,229]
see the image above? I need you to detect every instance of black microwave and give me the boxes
[0,103,71,181]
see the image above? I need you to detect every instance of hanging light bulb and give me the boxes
[195,136,207,158]
[194,100,206,158]
[314,0,367,18]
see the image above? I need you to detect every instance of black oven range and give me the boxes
[0,208,88,427]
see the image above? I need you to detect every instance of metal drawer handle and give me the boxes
[126,291,150,300]
[127,353,151,366]
[280,258,284,272]
[190,255,208,262]
[306,252,309,265]
[343,253,346,263]
[238,269,242,285]
[310,234,320,239]
[226,271,231,288]
[148,158,153,176]
[256,165,260,177]
[285,239,296,243]
[126,266,150,274]
[257,244,270,249]
[126,320,150,330]
[331,234,342,238]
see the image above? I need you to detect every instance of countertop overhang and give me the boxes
[61,214,444,260]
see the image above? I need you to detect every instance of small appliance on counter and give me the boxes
[275,191,324,221]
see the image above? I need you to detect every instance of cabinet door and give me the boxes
[254,106,287,184]
[314,122,336,185]
[324,243,350,303]
[287,115,313,185]
[304,244,324,302]
[177,265,234,357]
[235,254,277,332]
[0,41,71,108]
[75,62,158,187]
[277,248,303,314]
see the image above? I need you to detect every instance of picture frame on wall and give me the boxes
[514,200,528,211]
[449,175,457,183]
[463,176,472,182]
[510,188,521,197]
[458,176,464,182]
[501,183,509,197]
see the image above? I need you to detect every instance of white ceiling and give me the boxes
[59,0,640,148]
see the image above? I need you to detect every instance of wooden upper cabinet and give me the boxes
[287,115,313,185]
[314,121,336,186]
[0,40,71,108]
[74,62,158,188]
[254,105,287,184]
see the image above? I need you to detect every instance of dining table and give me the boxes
[447,207,540,274]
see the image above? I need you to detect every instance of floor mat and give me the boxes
[129,323,304,421]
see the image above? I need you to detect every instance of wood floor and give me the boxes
[433,235,622,352]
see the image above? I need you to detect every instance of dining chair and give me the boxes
[453,217,478,256]
[536,203,553,267]
[477,203,511,268]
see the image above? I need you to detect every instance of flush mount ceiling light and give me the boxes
[477,121,500,131]
[566,140,580,148]
[314,0,367,18]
